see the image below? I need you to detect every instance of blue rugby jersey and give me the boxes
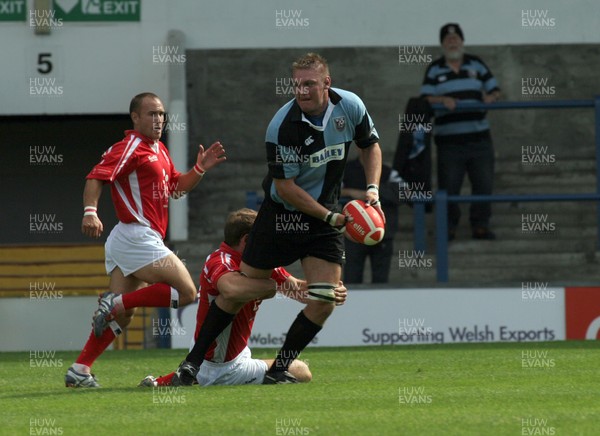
[264,88,379,211]
[420,54,500,144]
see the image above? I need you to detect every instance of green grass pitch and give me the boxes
[2,341,599,435]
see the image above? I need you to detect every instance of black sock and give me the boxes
[185,301,235,366]
[270,310,322,372]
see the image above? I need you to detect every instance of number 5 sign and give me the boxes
[26,46,63,79]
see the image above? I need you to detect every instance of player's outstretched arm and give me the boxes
[176,141,227,193]
[277,277,347,306]
[274,178,347,228]
[216,271,278,303]
[359,143,386,223]
[81,178,104,238]
[277,276,307,302]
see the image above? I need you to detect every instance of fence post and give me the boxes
[435,190,449,282]
[413,202,426,253]
[156,308,171,349]
[596,96,600,250]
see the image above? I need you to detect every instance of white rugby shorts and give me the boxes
[196,347,268,386]
[104,222,172,276]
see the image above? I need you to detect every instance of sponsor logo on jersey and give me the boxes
[309,143,344,167]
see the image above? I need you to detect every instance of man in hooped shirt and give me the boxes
[421,23,501,241]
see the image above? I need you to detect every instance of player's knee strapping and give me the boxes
[307,282,336,302]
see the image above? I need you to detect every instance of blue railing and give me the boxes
[413,97,600,282]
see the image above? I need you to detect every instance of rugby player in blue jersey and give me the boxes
[172,53,384,385]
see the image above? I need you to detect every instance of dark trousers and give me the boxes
[436,137,494,230]
[343,238,394,284]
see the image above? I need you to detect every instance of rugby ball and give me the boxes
[342,200,385,246]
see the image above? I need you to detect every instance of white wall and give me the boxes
[172,288,566,349]
[1,0,598,115]
[0,288,567,351]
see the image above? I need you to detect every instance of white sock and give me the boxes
[71,363,90,374]
[112,295,125,314]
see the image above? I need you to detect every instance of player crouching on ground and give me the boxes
[139,208,347,387]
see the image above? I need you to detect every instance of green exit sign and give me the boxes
[53,0,140,22]
[0,0,26,21]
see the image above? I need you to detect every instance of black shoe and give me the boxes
[171,360,199,386]
[472,228,496,240]
[262,370,298,384]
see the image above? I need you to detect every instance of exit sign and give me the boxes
[0,0,26,21]
[53,0,140,22]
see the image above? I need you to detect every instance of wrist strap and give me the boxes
[193,163,206,176]
[84,206,97,217]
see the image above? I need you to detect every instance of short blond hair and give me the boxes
[292,52,330,76]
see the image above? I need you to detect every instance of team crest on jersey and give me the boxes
[333,116,346,131]
[148,155,158,162]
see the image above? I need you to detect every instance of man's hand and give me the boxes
[442,96,457,110]
[334,281,347,306]
[483,92,499,104]
[196,141,226,173]
[324,211,351,233]
[364,184,386,224]
[82,215,103,238]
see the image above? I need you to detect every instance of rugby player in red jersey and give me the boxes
[65,92,227,388]
[139,209,346,387]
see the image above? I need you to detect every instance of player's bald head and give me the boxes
[224,208,257,247]
[129,92,162,116]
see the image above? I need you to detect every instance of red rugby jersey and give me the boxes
[86,130,181,239]
[196,242,290,363]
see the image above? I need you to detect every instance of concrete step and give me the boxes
[384,253,600,287]
[397,238,596,255]
[447,251,595,268]
[496,172,595,188]
[495,158,595,174]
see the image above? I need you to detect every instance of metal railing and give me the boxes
[412,97,600,282]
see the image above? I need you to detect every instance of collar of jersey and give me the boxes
[300,100,335,132]
[218,242,242,263]
[440,53,474,71]
[125,130,160,153]
[291,88,343,131]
